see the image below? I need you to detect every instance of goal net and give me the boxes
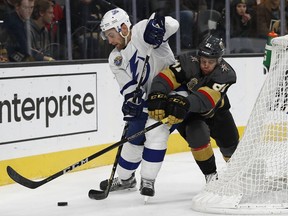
[191,35,288,215]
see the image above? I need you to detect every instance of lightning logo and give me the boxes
[129,51,150,86]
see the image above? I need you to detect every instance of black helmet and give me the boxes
[198,35,225,58]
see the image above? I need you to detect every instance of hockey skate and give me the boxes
[140,178,155,204]
[205,171,218,183]
[99,173,136,192]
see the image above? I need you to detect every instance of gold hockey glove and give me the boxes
[166,94,190,126]
[148,92,168,120]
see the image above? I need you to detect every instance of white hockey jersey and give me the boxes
[108,16,179,107]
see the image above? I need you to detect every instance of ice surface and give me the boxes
[0,149,226,216]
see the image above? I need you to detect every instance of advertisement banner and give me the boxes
[0,72,97,145]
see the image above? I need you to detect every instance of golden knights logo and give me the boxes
[187,78,198,91]
[220,63,229,72]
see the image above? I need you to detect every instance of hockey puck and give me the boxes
[57,202,68,206]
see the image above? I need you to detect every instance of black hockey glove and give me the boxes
[122,88,145,121]
[166,95,190,126]
[148,92,168,121]
[144,14,165,48]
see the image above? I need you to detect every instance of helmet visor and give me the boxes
[100,29,119,41]
[100,31,107,40]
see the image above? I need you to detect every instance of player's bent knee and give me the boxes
[220,143,238,159]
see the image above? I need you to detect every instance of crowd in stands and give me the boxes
[0,0,287,62]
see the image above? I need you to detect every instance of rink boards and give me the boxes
[0,57,262,186]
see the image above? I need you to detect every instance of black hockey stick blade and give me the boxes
[88,188,109,200]
[7,166,44,189]
[88,124,128,200]
[7,118,168,189]
[88,170,121,200]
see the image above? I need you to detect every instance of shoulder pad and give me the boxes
[178,54,200,80]
[211,60,237,84]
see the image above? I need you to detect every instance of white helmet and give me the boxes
[100,8,131,39]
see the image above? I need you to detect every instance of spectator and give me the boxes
[0,0,16,20]
[256,0,280,38]
[270,0,288,35]
[206,0,225,13]
[181,0,207,12]
[0,43,8,62]
[46,0,64,43]
[0,0,15,49]
[230,0,255,37]
[3,0,35,62]
[61,0,104,59]
[30,0,55,61]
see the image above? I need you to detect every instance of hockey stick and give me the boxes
[138,46,152,85]
[88,123,128,200]
[88,47,153,200]
[6,118,168,189]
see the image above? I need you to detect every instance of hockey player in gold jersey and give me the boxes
[148,35,239,183]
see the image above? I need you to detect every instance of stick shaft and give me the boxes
[7,118,167,189]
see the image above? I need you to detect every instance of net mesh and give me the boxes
[191,35,288,214]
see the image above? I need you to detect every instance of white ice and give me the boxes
[0,148,226,216]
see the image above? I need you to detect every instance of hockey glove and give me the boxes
[166,95,190,126]
[144,14,165,48]
[122,88,145,121]
[148,92,168,121]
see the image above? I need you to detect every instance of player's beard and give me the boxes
[116,39,126,51]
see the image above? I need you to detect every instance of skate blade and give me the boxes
[143,195,149,204]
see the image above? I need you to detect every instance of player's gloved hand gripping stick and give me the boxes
[122,11,164,120]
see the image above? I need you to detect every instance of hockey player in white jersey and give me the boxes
[98,8,179,198]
